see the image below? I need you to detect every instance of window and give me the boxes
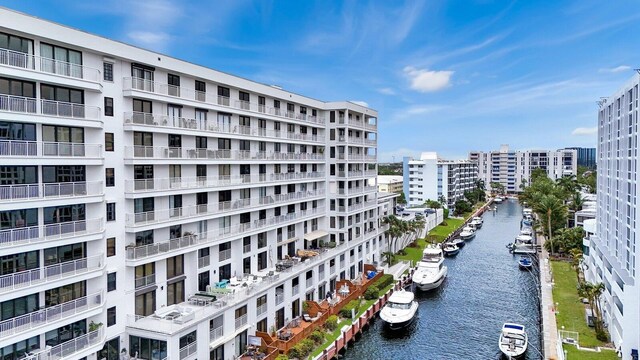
[167,280,184,305]
[105,168,115,187]
[40,43,82,77]
[40,84,84,104]
[105,132,114,151]
[133,98,152,113]
[106,306,116,327]
[107,237,116,257]
[198,271,210,292]
[103,62,113,81]
[106,203,116,221]
[129,336,166,360]
[180,331,197,353]
[135,291,155,316]
[0,31,33,54]
[167,255,184,278]
[106,272,116,292]
[97,337,119,360]
[167,74,180,96]
[0,77,35,98]
[104,97,113,116]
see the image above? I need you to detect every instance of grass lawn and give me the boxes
[551,261,607,348]
[563,345,618,360]
[396,218,465,264]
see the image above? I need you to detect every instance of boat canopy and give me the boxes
[503,323,525,334]
[387,290,414,304]
[515,235,533,242]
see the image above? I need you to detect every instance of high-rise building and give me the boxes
[469,144,577,193]
[565,147,596,169]
[0,8,391,360]
[584,74,639,359]
[403,152,478,209]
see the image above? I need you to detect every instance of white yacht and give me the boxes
[379,290,418,329]
[459,226,476,240]
[471,216,483,229]
[493,196,504,204]
[509,235,536,254]
[498,323,528,358]
[519,227,533,237]
[413,246,448,291]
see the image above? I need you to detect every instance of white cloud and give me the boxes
[389,104,449,123]
[127,31,171,48]
[351,101,369,108]
[377,87,396,95]
[571,127,598,136]
[378,148,421,163]
[403,66,454,92]
[598,65,631,73]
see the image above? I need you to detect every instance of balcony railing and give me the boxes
[0,140,102,158]
[275,293,284,305]
[198,255,210,269]
[219,249,232,262]
[179,342,197,360]
[124,112,322,143]
[0,48,101,82]
[0,290,103,338]
[210,326,224,342]
[243,244,251,253]
[134,273,156,289]
[0,218,104,248]
[0,254,103,293]
[125,172,323,193]
[123,77,325,125]
[125,190,324,226]
[0,94,36,113]
[124,146,324,161]
[306,278,313,288]
[30,327,104,360]
[235,314,248,329]
[0,181,103,201]
[291,285,299,296]
[256,303,267,317]
[0,95,101,120]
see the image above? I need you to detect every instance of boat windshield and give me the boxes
[387,302,411,310]
[421,253,441,262]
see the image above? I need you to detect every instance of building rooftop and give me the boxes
[377,175,403,184]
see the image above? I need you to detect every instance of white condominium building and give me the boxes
[469,144,577,193]
[402,152,478,209]
[584,74,639,359]
[0,8,388,360]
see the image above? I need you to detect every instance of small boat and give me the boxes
[522,215,534,226]
[493,197,504,204]
[508,235,536,254]
[518,256,533,270]
[450,238,465,248]
[379,289,419,330]
[520,227,533,237]
[413,246,448,291]
[498,323,528,358]
[443,243,460,257]
[471,216,483,228]
[459,226,476,240]
[522,208,533,218]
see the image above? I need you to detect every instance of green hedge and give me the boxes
[364,286,379,300]
[339,299,361,319]
[325,315,338,331]
[372,274,394,291]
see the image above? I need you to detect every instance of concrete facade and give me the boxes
[377,175,403,194]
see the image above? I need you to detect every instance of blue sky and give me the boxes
[3,0,640,161]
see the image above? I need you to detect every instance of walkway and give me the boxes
[539,235,561,360]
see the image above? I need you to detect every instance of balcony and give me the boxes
[124,112,322,143]
[0,218,104,249]
[256,303,267,317]
[179,342,197,360]
[235,314,248,329]
[243,244,251,253]
[275,293,284,305]
[291,285,299,296]
[125,190,324,227]
[0,94,100,121]
[0,48,101,82]
[0,140,102,159]
[0,290,103,338]
[210,325,224,342]
[124,172,323,194]
[306,278,313,289]
[219,249,232,262]
[122,77,325,125]
[198,255,210,269]
[0,254,104,294]
[134,274,156,289]
[124,146,324,162]
[0,181,103,201]
[29,327,104,360]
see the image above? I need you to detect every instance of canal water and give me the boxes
[344,199,542,360]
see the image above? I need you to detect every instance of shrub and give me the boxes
[340,299,361,319]
[309,330,325,344]
[373,274,395,291]
[596,328,609,342]
[275,355,289,360]
[299,339,315,355]
[364,286,379,300]
[325,315,338,331]
[443,208,449,219]
[397,249,407,256]
[287,345,302,359]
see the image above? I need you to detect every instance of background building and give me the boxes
[377,175,403,194]
[469,144,577,193]
[0,9,390,360]
[584,74,639,359]
[565,147,596,169]
[402,152,478,209]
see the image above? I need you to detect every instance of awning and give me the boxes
[304,230,328,241]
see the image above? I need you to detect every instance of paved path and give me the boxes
[539,235,561,359]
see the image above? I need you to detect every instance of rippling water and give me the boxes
[344,200,542,360]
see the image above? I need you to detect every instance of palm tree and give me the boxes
[532,194,567,255]
[556,175,578,196]
[569,248,584,286]
[578,282,607,339]
[569,192,584,212]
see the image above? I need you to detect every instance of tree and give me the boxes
[424,199,441,209]
[546,227,585,254]
[397,192,406,205]
[453,200,472,216]
[556,175,578,196]
[490,182,505,195]
[533,194,567,254]
[569,192,584,212]
[569,248,584,286]
[578,282,608,341]
[530,168,548,183]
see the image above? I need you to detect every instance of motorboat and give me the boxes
[471,216,483,228]
[443,243,460,257]
[459,226,476,240]
[522,215,534,226]
[508,235,536,254]
[413,245,448,291]
[522,208,533,218]
[379,289,418,329]
[450,238,465,248]
[493,196,504,204]
[518,256,533,270]
[498,323,528,358]
[519,227,533,237]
